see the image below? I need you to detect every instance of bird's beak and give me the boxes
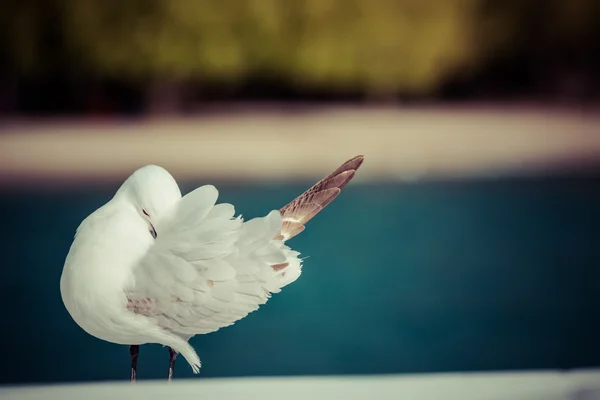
[149,222,158,239]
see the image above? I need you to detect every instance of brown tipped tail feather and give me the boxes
[276,155,364,241]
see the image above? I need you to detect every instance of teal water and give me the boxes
[1,176,599,384]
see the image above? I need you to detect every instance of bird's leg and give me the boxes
[130,345,139,382]
[167,347,178,381]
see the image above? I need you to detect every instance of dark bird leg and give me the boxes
[130,345,139,382]
[168,347,178,381]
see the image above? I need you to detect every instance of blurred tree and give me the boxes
[62,1,246,80]
[0,0,81,114]
[291,0,483,98]
[478,0,600,100]
[58,0,485,101]
[0,0,64,75]
[1,0,598,111]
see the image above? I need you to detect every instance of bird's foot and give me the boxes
[167,347,178,381]
[130,345,139,382]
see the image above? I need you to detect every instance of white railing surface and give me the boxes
[2,370,600,400]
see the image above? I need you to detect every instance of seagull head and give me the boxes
[114,165,182,239]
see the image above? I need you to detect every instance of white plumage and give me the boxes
[60,156,363,378]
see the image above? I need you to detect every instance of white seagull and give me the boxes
[60,155,364,381]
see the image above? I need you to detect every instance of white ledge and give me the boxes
[2,370,600,400]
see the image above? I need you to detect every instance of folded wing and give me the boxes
[126,155,363,341]
[126,185,293,339]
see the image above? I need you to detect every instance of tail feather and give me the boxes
[277,155,364,241]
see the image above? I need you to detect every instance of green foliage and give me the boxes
[62,1,247,80]
[2,0,598,95]
[297,0,484,94]
[62,0,484,95]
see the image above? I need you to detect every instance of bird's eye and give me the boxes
[142,209,150,217]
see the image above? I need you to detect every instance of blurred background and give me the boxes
[0,0,599,387]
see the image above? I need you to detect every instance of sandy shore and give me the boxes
[1,106,599,186]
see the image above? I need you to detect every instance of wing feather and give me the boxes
[126,155,363,361]
[278,155,364,241]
